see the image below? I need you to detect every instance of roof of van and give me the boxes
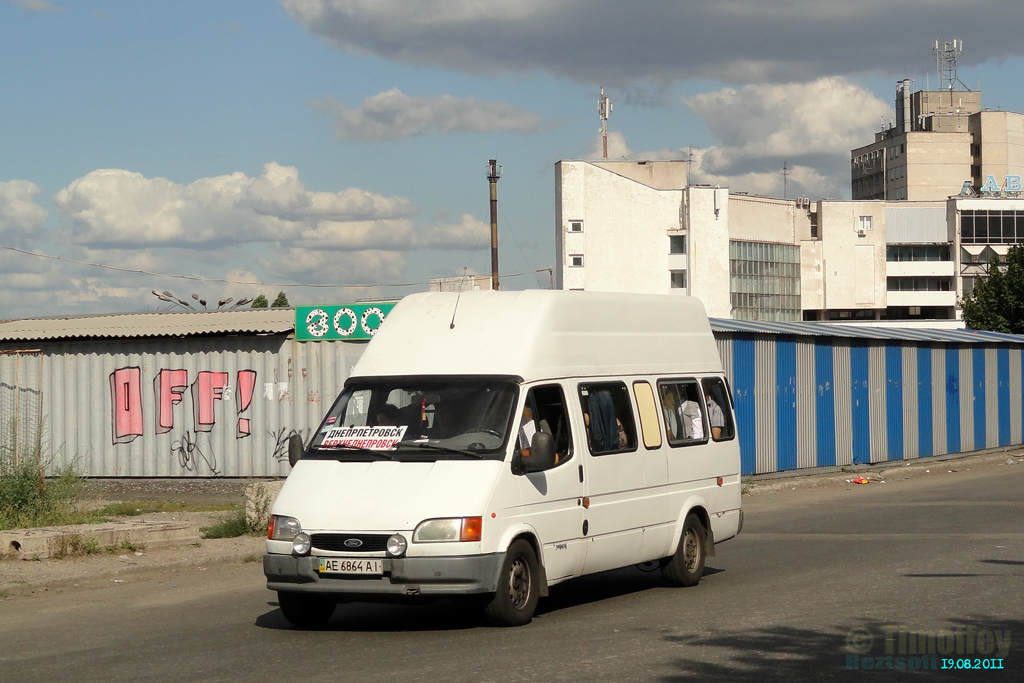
[351,290,722,383]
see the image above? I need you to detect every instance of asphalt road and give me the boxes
[2,463,1023,682]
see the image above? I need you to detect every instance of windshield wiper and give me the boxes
[406,442,483,458]
[316,444,394,460]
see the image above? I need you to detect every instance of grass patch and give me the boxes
[241,553,262,563]
[0,589,7,599]
[0,456,87,531]
[50,534,102,559]
[201,508,265,539]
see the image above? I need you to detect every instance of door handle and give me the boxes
[578,464,584,483]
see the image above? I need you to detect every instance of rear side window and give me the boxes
[701,377,735,441]
[578,382,637,455]
[632,381,662,450]
[658,379,707,447]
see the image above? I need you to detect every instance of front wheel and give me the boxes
[661,513,706,587]
[483,540,540,626]
[278,591,336,628]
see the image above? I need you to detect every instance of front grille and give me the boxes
[310,533,389,552]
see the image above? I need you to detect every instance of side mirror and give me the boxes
[288,433,305,468]
[521,432,556,473]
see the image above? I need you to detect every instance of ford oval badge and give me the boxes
[343,538,363,548]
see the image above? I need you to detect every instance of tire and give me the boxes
[483,540,541,626]
[661,513,706,587]
[278,591,336,628]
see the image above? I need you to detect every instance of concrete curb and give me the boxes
[744,447,1024,496]
[1,520,200,561]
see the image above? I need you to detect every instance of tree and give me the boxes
[251,294,268,308]
[270,291,290,308]
[960,244,1024,333]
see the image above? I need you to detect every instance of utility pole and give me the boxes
[598,87,612,160]
[487,159,502,290]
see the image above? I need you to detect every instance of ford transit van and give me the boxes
[264,290,742,627]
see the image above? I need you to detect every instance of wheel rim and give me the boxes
[682,528,701,573]
[507,555,532,610]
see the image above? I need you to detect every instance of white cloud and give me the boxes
[0,179,49,246]
[584,78,890,198]
[313,88,542,140]
[417,214,491,250]
[52,162,415,248]
[282,0,1024,85]
[261,248,406,285]
[14,0,57,12]
[684,77,892,176]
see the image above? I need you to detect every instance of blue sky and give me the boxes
[2,0,1024,318]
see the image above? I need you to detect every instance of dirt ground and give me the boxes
[82,478,259,506]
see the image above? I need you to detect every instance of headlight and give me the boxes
[412,517,482,543]
[292,532,311,555]
[386,534,408,557]
[269,515,302,541]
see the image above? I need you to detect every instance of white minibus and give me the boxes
[264,290,742,627]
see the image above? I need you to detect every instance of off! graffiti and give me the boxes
[109,368,258,445]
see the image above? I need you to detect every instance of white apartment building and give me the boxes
[554,160,993,326]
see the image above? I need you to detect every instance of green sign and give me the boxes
[295,303,397,341]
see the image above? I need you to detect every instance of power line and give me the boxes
[0,243,550,289]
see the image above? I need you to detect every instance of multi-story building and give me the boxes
[554,160,967,325]
[851,80,1024,201]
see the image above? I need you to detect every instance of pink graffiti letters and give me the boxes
[109,367,143,444]
[109,367,258,445]
[155,369,188,434]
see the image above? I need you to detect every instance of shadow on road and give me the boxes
[659,616,1023,682]
[254,563,725,632]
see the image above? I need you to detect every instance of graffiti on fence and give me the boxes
[170,430,221,475]
[109,367,260,445]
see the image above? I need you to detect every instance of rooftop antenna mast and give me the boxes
[598,87,612,160]
[782,161,790,199]
[486,159,502,291]
[933,39,971,92]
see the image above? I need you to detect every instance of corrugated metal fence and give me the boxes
[0,335,364,477]
[5,323,1024,478]
[717,332,1024,475]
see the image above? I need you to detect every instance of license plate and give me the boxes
[318,557,384,575]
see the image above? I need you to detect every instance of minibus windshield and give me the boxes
[307,377,519,461]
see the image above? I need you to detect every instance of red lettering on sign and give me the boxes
[191,371,229,432]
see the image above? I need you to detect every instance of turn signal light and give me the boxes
[266,515,275,540]
[460,516,483,542]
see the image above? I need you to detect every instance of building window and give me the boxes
[810,212,818,238]
[885,245,951,262]
[886,276,952,291]
[569,220,583,233]
[670,270,686,289]
[859,216,873,232]
[570,254,584,267]
[728,241,801,322]
[961,210,1024,244]
[669,235,686,254]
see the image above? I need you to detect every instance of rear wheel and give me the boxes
[483,540,540,626]
[661,513,706,587]
[278,591,336,628]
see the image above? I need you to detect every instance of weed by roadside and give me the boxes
[0,456,86,531]
[0,589,7,599]
[241,553,262,563]
[201,508,265,539]
[49,534,102,559]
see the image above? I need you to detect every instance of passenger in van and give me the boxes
[517,406,538,458]
[706,396,725,440]
[678,399,704,440]
[375,403,401,426]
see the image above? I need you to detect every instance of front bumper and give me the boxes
[264,552,504,596]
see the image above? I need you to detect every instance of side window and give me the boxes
[658,379,707,447]
[701,377,735,442]
[578,382,637,455]
[632,381,662,450]
[515,384,573,467]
